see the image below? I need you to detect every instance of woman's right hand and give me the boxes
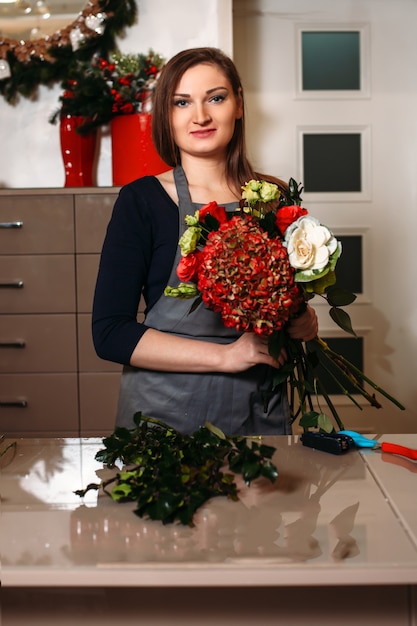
[221,332,287,373]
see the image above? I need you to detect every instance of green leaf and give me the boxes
[204,421,226,440]
[241,461,261,484]
[299,410,321,429]
[295,267,329,283]
[118,470,137,481]
[329,307,357,336]
[288,178,304,205]
[317,413,334,433]
[259,444,276,458]
[261,460,279,482]
[271,363,295,387]
[111,483,133,501]
[326,288,357,307]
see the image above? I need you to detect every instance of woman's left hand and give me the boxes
[287,304,318,342]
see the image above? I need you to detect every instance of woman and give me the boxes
[92,47,318,435]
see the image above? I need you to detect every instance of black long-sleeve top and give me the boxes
[92,176,179,365]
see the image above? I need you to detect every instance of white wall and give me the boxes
[0,0,233,189]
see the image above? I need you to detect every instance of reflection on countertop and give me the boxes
[1,434,417,587]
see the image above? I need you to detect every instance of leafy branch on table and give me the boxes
[75,413,278,526]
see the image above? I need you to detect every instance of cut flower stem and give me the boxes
[279,334,406,433]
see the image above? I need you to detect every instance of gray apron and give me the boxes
[115,166,291,436]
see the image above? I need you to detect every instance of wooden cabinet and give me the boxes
[0,188,122,437]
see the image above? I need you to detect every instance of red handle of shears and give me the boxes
[381,441,417,461]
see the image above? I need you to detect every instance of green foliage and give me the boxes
[284,177,304,206]
[75,413,278,526]
[49,48,165,134]
[0,0,138,104]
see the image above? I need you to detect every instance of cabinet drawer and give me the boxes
[0,255,76,313]
[76,254,99,313]
[0,196,74,254]
[75,194,117,253]
[0,373,78,436]
[0,314,77,373]
[78,313,122,373]
[79,372,121,436]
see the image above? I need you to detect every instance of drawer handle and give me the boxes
[0,221,23,229]
[0,399,28,408]
[0,280,24,288]
[0,340,26,348]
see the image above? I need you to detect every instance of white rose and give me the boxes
[285,216,338,272]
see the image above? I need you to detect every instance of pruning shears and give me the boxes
[339,430,417,461]
[300,430,417,461]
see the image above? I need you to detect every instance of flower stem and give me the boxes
[311,337,405,410]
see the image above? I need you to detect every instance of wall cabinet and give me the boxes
[0,188,122,437]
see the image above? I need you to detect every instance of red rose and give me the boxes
[275,205,308,236]
[199,201,228,225]
[177,250,204,282]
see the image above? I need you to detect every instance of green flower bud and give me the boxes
[259,181,280,203]
[164,283,199,299]
[179,226,202,255]
[185,210,200,227]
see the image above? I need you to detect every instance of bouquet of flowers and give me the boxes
[93,49,165,116]
[165,178,404,432]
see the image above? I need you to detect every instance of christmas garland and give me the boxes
[0,0,138,103]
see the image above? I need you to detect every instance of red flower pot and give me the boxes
[111,113,170,186]
[59,115,98,187]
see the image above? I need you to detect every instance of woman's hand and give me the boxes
[222,332,287,373]
[287,304,318,342]
[130,306,318,375]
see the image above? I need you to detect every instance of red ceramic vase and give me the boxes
[111,113,170,186]
[59,115,98,187]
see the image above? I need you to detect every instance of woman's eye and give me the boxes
[173,99,188,107]
[210,94,225,103]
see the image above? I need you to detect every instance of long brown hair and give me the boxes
[152,47,259,190]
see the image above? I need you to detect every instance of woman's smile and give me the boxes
[190,128,217,139]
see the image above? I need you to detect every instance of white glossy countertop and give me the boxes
[1,434,417,588]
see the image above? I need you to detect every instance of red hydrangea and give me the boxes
[197,216,304,335]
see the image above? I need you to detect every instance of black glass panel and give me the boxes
[310,336,364,395]
[302,31,360,90]
[303,133,362,192]
[334,235,363,294]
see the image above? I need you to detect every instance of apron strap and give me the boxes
[173,165,194,221]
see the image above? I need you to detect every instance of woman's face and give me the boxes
[170,63,243,161]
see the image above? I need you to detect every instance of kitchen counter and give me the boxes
[1,433,417,625]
